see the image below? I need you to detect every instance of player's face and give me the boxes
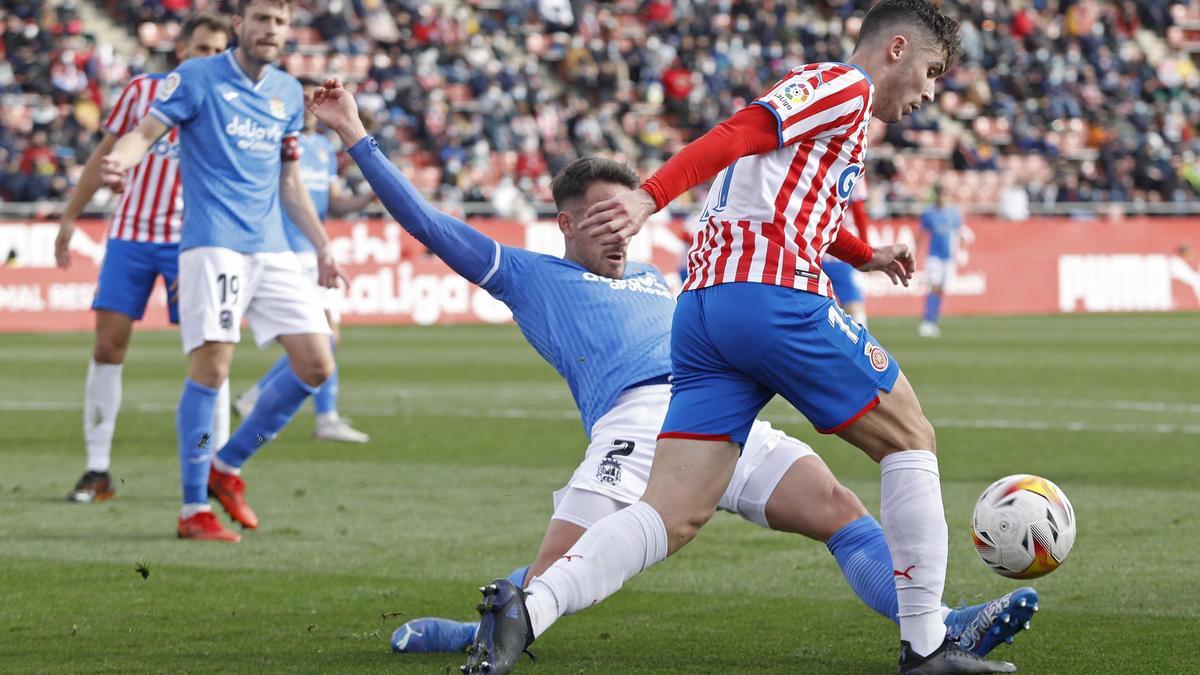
[875,34,945,123]
[177,25,229,62]
[235,1,291,65]
[563,182,632,279]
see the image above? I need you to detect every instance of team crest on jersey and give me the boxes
[596,456,622,485]
[771,81,812,112]
[867,343,890,372]
[158,73,181,102]
[269,98,287,119]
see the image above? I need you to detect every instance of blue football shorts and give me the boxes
[92,239,180,323]
[823,259,865,304]
[660,282,900,444]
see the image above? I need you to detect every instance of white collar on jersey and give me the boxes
[225,49,270,90]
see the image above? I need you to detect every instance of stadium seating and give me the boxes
[3,0,1198,212]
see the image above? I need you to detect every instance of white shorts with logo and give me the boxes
[295,250,342,324]
[925,256,956,288]
[551,384,815,529]
[178,246,331,354]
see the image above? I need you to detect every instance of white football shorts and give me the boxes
[551,384,815,529]
[178,246,331,354]
[295,250,342,324]
[924,255,956,288]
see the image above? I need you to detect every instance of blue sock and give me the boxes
[216,366,316,469]
[257,353,292,393]
[506,565,530,588]
[923,293,943,323]
[313,337,338,415]
[826,515,899,623]
[177,379,219,505]
[313,367,338,415]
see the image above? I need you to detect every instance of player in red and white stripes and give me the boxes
[464,3,1022,674]
[54,12,230,504]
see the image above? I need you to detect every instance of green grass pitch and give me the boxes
[1,314,1198,673]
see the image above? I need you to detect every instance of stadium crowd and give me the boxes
[3,0,1200,213]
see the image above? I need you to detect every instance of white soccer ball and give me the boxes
[971,474,1076,579]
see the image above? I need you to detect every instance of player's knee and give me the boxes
[92,337,128,364]
[292,355,333,387]
[664,502,717,550]
[912,414,937,453]
[829,483,869,530]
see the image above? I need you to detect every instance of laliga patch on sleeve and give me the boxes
[158,73,181,102]
[770,80,813,113]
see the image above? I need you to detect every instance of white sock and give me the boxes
[523,501,668,638]
[84,358,123,473]
[880,450,948,657]
[180,503,212,518]
[316,411,339,425]
[211,455,241,476]
[212,379,231,450]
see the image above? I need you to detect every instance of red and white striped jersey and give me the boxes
[685,62,874,297]
[102,74,183,244]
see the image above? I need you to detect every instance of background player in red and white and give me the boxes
[463,2,1017,674]
[54,12,230,503]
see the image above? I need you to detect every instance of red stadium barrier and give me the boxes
[1,216,1198,333]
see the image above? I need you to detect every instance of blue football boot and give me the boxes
[391,617,478,653]
[946,587,1039,658]
[461,578,535,674]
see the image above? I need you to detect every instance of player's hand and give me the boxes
[55,221,75,269]
[859,243,915,287]
[577,188,657,247]
[100,156,127,193]
[316,249,348,289]
[306,78,368,147]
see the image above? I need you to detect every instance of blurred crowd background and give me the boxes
[3,0,1200,219]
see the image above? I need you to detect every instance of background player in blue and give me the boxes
[53,13,230,503]
[919,184,962,338]
[824,177,873,326]
[99,0,345,543]
[306,79,1037,666]
[234,77,374,444]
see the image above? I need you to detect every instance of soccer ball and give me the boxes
[971,474,1076,579]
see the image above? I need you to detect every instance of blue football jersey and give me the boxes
[283,132,337,252]
[920,206,962,260]
[482,250,674,436]
[149,50,304,253]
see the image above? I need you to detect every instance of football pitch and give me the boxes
[2,314,1198,674]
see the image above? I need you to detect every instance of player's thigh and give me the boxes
[243,251,331,353]
[836,370,936,462]
[660,287,773,445]
[761,454,868,542]
[177,247,254,356]
[92,240,159,323]
[751,293,901,434]
[642,437,741,552]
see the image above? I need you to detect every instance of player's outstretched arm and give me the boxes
[579,105,780,247]
[100,116,168,194]
[55,132,119,268]
[307,78,500,285]
[827,228,914,287]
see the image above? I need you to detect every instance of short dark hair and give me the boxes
[856,0,961,73]
[550,157,640,211]
[236,0,293,16]
[180,11,229,42]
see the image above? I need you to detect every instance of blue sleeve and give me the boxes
[285,79,305,136]
[919,212,932,232]
[149,63,203,126]
[348,136,501,285]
